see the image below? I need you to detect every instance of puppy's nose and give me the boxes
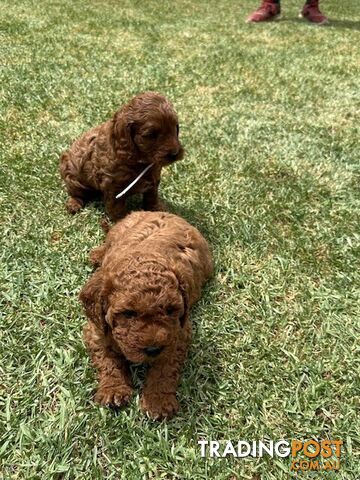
[168,149,179,160]
[143,346,164,357]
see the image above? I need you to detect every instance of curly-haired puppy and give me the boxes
[80,211,213,419]
[60,92,184,221]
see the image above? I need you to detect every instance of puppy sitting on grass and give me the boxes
[60,92,184,221]
[80,211,213,419]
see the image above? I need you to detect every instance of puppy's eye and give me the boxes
[144,129,159,140]
[122,310,137,319]
[166,306,176,316]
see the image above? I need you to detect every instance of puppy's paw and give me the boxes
[100,218,111,233]
[89,245,106,267]
[140,392,179,420]
[66,197,84,214]
[95,385,133,408]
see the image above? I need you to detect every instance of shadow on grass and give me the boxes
[325,19,360,31]
[166,201,214,240]
[284,17,360,31]
[86,195,216,243]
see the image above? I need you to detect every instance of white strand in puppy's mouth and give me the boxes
[115,163,154,199]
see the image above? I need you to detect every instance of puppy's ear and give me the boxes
[79,270,110,333]
[112,110,135,152]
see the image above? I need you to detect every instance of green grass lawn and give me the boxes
[1,0,359,478]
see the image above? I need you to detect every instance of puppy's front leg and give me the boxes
[140,330,190,419]
[104,191,127,221]
[143,185,166,212]
[66,196,85,214]
[83,322,133,408]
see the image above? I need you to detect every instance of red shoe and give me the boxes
[246,1,281,23]
[300,1,328,24]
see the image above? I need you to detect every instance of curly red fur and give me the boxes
[60,92,184,221]
[80,211,213,419]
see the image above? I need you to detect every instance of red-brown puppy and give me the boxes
[80,211,213,419]
[60,92,184,221]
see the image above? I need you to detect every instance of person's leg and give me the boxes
[246,0,281,23]
[300,0,328,24]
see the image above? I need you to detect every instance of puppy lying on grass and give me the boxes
[60,92,184,221]
[80,211,213,419]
